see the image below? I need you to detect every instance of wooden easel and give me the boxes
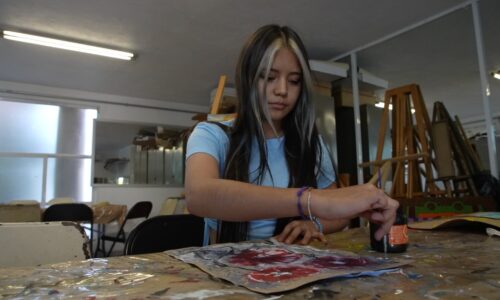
[372,84,439,198]
[431,102,479,197]
[192,75,234,121]
[210,75,227,115]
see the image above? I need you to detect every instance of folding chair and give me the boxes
[98,201,152,257]
[124,214,204,255]
[42,203,94,255]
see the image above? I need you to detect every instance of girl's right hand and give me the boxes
[274,220,326,245]
[311,184,399,240]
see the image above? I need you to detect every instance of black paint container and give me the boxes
[370,208,409,253]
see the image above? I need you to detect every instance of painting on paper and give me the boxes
[167,241,410,294]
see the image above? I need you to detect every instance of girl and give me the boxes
[185,24,398,245]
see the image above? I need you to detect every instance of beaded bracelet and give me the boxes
[296,186,309,219]
[306,188,323,234]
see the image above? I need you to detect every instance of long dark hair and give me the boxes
[217,25,323,243]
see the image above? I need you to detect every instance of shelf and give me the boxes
[103,158,129,170]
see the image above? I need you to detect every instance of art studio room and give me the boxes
[0,0,499,298]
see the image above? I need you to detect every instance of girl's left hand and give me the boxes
[274,220,327,245]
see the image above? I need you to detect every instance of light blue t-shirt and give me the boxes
[186,121,336,245]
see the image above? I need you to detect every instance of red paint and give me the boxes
[228,248,302,266]
[248,266,319,282]
[307,256,372,268]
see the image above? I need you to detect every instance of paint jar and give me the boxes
[370,207,408,253]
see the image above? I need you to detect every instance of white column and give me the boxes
[472,0,498,177]
[42,157,48,205]
[350,53,364,184]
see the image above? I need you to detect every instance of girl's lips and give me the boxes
[269,103,286,110]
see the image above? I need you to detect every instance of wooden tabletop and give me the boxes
[0,227,498,299]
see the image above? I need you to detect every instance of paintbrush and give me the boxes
[378,168,389,259]
[383,234,388,259]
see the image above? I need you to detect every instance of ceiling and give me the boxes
[0,0,499,121]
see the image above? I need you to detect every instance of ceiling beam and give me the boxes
[331,0,476,61]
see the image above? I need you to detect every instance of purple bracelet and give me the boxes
[297,186,309,219]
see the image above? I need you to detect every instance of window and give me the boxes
[0,100,97,204]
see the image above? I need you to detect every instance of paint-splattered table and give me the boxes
[0,227,498,299]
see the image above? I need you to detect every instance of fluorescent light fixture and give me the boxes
[493,71,500,80]
[2,30,134,60]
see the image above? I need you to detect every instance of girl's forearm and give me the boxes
[186,178,301,221]
[321,218,350,234]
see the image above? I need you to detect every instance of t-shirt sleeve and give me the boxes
[186,122,228,164]
[317,136,337,188]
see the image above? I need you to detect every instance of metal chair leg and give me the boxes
[93,224,107,258]
[106,229,124,257]
[89,223,94,258]
[101,225,107,257]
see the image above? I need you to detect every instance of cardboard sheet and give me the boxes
[167,240,410,294]
[408,211,500,230]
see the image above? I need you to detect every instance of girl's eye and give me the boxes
[258,72,276,82]
[289,79,301,85]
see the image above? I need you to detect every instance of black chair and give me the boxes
[124,214,204,255]
[42,203,94,256]
[98,201,152,257]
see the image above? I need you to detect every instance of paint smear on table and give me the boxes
[307,255,372,268]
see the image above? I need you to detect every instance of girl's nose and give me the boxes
[273,77,288,97]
